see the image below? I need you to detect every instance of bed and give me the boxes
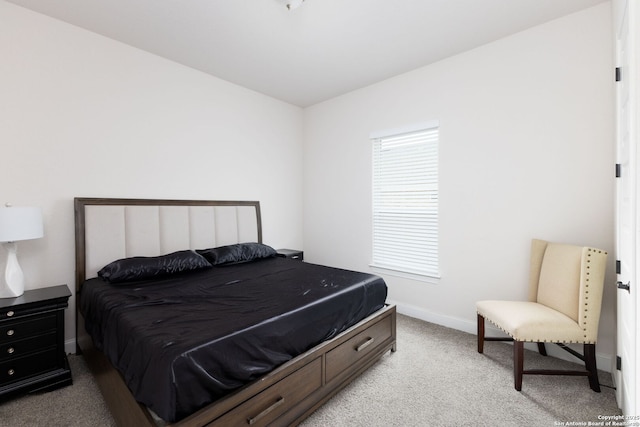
[74,197,397,426]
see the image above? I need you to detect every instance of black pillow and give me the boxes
[98,250,212,284]
[196,243,277,265]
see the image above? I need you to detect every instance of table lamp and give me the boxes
[0,206,44,298]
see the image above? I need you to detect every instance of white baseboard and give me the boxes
[389,299,614,374]
[65,339,76,355]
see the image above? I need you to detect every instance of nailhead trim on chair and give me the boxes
[476,313,596,345]
[582,248,606,340]
[584,251,590,338]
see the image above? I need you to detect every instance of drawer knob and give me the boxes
[355,337,375,352]
[6,330,14,336]
[6,311,14,318]
[7,369,15,376]
[7,347,14,354]
[247,396,285,425]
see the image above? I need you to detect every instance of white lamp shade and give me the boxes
[0,207,44,242]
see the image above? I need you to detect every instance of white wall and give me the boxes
[303,4,616,369]
[0,1,304,348]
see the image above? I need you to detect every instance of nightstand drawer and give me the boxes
[0,314,57,343]
[0,332,57,362]
[0,348,58,384]
[1,304,58,320]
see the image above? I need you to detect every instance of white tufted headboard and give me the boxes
[74,198,262,291]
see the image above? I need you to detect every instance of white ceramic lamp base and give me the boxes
[1,242,25,298]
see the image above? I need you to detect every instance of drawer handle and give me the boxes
[247,396,285,425]
[6,311,14,317]
[7,347,14,354]
[355,337,375,352]
[6,330,14,336]
[7,369,15,376]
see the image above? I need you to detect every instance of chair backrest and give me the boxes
[528,239,607,343]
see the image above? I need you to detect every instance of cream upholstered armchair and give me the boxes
[476,239,607,391]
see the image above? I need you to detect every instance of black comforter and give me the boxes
[80,257,387,422]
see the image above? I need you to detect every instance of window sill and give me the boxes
[369,264,440,284]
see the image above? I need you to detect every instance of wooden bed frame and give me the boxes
[74,197,397,427]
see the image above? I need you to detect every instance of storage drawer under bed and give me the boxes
[211,357,322,426]
[325,314,393,383]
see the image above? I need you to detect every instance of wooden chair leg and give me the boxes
[537,342,547,356]
[477,314,485,353]
[514,341,524,391]
[584,344,601,392]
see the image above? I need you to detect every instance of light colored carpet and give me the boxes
[301,315,621,427]
[0,315,621,426]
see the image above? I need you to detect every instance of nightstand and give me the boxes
[277,249,304,261]
[0,285,72,401]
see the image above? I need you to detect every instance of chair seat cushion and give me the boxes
[476,300,590,343]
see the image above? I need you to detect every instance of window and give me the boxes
[371,122,439,279]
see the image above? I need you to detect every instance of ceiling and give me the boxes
[7,0,608,107]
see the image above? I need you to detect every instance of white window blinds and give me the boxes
[372,125,439,278]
